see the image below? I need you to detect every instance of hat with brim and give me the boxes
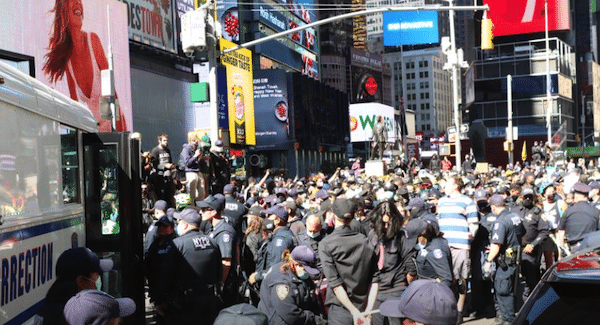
[56,247,114,280]
[64,289,136,325]
[380,280,457,324]
[290,245,320,276]
[196,195,225,211]
[264,204,288,223]
[174,208,202,226]
[213,303,268,325]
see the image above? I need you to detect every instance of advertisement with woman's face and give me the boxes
[0,0,132,132]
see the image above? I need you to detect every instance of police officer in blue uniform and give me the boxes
[250,204,297,286]
[483,195,523,325]
[258,245,321,325]
[198,194,238,307]
[558,182,600,252]
[409,219,454,288]
[166,208,222,324]
[223,184,248,234]
[511,187,548,299]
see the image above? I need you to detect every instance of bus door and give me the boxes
[82,132,144,324]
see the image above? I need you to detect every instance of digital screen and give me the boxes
[484,0,570,37]
[383,11,439,46]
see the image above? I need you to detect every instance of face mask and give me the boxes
[86,275,102,291]
[297,271,310,280]
[307,231,321,239]
[546,195,555,203]
[523,198,534,208]
[414,243,425,251]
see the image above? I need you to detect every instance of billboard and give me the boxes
[253,69,290,150]
[255,0,318,52]
[217,0,240,43]
[483,0,570,37]
[0,0,132,132]
[119,0,177,53]
[220,38,256,145]
[383,11,439,46]
[349,103,396,143]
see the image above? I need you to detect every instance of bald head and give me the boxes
[306,214,322,234]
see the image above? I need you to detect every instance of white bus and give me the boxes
[0,61,144,324]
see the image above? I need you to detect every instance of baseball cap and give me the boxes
[247,206,263,217]
[290,245,320,276]
[56,247,113,280]
[154,200,168,212]
[315,190,330,200]
[213,303,268,325]
[489,194,505,206]
[474,189,489,202]
[156,214,174,226]
[573,182,592,194]
[405,197,424,210]
[64,289,136,325]
[380,279,457,324]
[281,200,297,210]
[331,198,356,219]
[223,184,236,194]
[276,187,288,196]
[521,187,535,196]
[174,208,203,226]
[264,204,289,223]
[287,188,298,196]
[404,218,428,244]
[589,181,600,190]
[196,195,225,211]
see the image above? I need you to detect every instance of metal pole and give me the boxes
[107,5,116,132]
[295,149,299,178]
[507,74,514,166]
[545,0,552,145]
[449,0,461,171]
[581,93,586,146]
[209,46,219,142]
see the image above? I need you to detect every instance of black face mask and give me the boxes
[523,198,534,209]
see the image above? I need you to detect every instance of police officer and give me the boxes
[258,245,321,325]
[483,195,523,325]
[249,204,296,286]
[409,218,454,288]
[166,208,222,324]
[222,184,247,234]
[589,181,600,210]
[557,182,600,252]
[471,189,495,317]
[318,198,380,325]
[296,213,327,272]
[512,187,548,298]
[198,194,238,307]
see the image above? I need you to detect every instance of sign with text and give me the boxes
[383,11,439,46]
[220,38,256,145]
[349,103,396,143]
[253,69,290,150]
[119,0,177,52]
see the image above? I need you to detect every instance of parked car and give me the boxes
[513,247,600,324]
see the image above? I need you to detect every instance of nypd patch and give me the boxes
[223,233,231,243]
[275,238,283,247]
[276,284,290,300]
[433,249,443,259]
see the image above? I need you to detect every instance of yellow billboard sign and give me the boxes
[220,38,256,145]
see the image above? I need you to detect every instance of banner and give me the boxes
[253,69,290,150]
[349,103,396,143]
[0,0,132,132]
[220,38,256,145]
[119,0,177,53]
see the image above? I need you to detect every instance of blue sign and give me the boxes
[383,11,439,46]
[217,66,229,129]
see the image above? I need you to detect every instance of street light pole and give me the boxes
[545,0,552,146]
[448,0,462,171]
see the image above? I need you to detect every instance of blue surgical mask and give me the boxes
[95,276,102,291]
[298,271,310,280]
[414,243,425,251]
[307,231,321,239]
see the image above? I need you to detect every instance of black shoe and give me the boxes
[456,312,464,325]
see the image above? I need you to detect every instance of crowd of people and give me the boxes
[140,135,600,325]
[36,130,600,325]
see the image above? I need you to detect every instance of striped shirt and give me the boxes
[437,194,478,250]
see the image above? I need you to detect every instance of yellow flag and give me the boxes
[521,141,527,162]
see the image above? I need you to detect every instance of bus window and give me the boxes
[60,126,80,204]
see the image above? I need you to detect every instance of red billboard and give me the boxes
[484,0,569,37]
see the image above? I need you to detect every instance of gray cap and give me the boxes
[489,194,505,206]
[573,182,592,194]
[174,208,202,226]
[521,187,535,196]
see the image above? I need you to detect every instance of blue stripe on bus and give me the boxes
[0,216,84,244]
[5,299,45,325]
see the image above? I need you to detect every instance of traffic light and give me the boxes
[481,11,494,50]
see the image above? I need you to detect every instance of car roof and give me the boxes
[547,247,600,282]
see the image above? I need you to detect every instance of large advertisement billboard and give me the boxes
[349,103,396,143]
[383,11,439,46]
[350,49,383,104]
[220,38,256,145]
[253,70,290,150]
[483,0,570,37]
[119,0,177,53]
[0,0,132,132]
